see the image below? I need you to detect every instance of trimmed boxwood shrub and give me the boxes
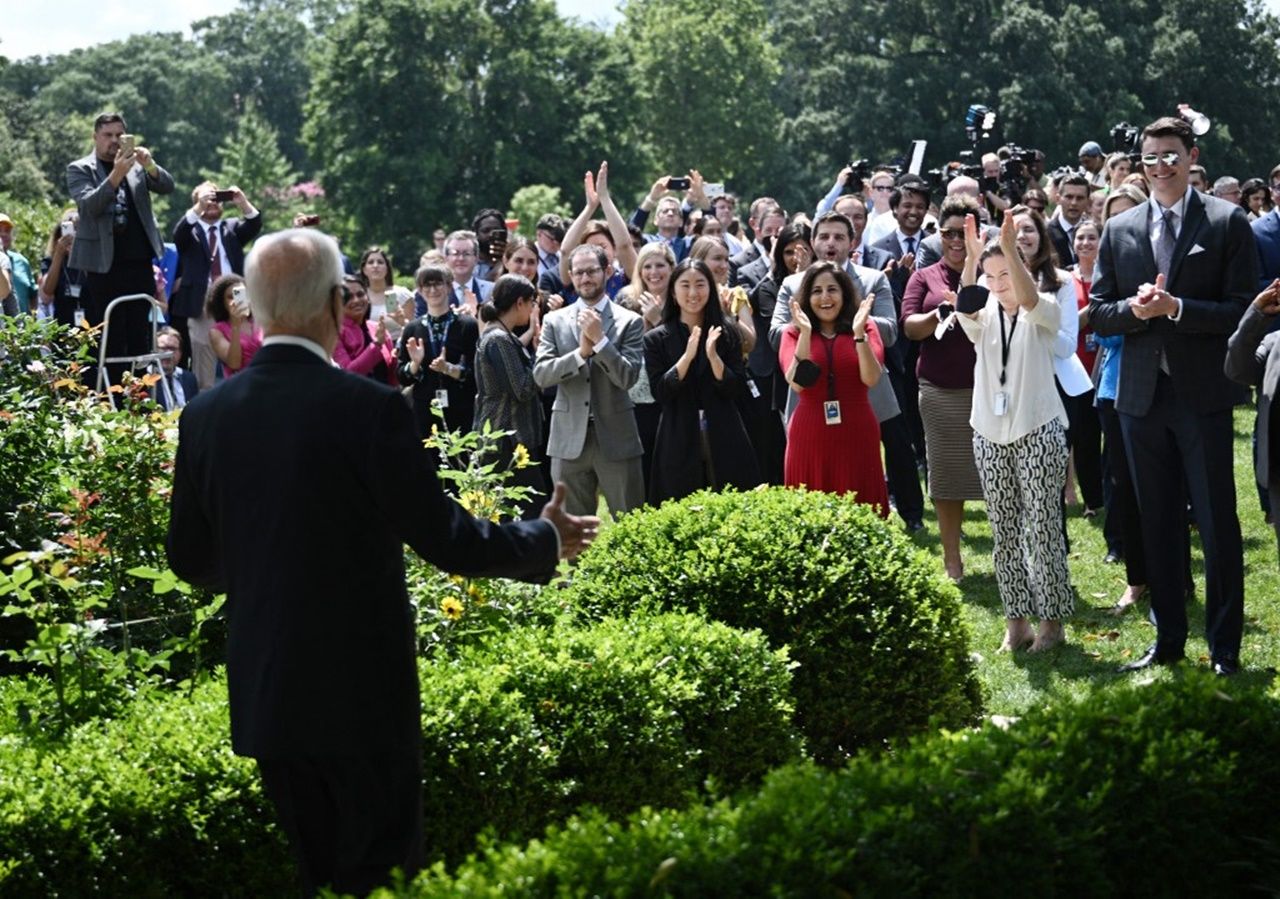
[554,487,983,761]
[0,678,292,898]
[419,611,801,862]
[405,674,1280,896]
[0,611,798,891]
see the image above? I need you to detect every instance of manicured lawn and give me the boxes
[906,406,1279,716]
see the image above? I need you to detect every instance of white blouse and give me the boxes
[958,290,1068,445]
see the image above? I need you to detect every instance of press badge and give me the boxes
[434,389,450,409]
[747,378,761,399]
[67,283,82,298]
[824,400,842,425]
[73,308,86,328]
[993,391,1009,417]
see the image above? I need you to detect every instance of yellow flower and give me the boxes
[449,575,467,586]
[512,443,532,469]
[466,583,485,603]
[440,596,464,620]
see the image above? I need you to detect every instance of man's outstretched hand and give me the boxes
[540,482,601,560]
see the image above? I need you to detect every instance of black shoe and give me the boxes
[1118,644,1184,673]
[904,518,924,533]
[1212,657,1240,677]
[1103,551,1122,564]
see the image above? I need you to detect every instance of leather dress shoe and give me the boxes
[1103,551,1122,564]
[1212,657,1240,677]
[904,518,924,533]
[1118,644,1184,673]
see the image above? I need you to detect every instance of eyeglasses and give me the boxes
[1140,151,1182,167]
[939,228,965,240]
[446,250,476,258]
[872,185,894,192]
[421,282,447,291]
[571,266,603,277]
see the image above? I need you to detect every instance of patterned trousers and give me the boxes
[973,418,1074,621]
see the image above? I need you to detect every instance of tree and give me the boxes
[622,0,783,194]
[508,185,573,238]
[205,100,300,233]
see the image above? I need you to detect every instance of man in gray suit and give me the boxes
[534,244,645,517]
[769,211,925,529]
[1090,115,1258,676]
[66,112,174,385]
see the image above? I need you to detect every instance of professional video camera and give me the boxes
[1111,122,1140,165]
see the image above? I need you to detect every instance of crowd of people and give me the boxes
[4,110,1280,673]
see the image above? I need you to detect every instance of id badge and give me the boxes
[747,378,761,399]
[993,391,1009,417]
[823,400,842,426]
[434,389,450,409]
[67,283,82,299]
[74,308,86,328]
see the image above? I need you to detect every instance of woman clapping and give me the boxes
[643,258,760,504]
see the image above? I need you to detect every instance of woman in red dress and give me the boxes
[778,261,888,514]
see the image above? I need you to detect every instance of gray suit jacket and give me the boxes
[768,261,900,423]
[66,152,174,274]
[1089,191,1258,417]
[1226,304,1280,486]
[533,298,644,461]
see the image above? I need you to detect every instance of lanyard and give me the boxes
[427,313,453,356]
[998,307,1017,387]
[821,333,838,401]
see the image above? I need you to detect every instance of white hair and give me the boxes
[244,228,344,331]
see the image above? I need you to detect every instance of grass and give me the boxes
[902,405,1280,717]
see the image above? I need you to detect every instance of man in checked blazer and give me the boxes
[534,243,645,517]
[1089,115,1258,677]
[66,112,174,385]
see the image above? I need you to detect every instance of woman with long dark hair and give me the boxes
[334,273,394,382]
[474,274,548,517]
[643,258,760,504]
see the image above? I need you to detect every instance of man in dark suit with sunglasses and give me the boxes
[1089,116,1258,677]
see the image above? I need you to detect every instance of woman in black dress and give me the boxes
[643,258,761,504]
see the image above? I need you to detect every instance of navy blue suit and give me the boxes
[1253,208,1280,288]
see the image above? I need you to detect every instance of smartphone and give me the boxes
[213,189,235,202]
[231,285,251,317]
[299,214,321,227]
[60,221,76,238]
[704,182,726,199]
[667,176,691,191]
[119,134,136,155]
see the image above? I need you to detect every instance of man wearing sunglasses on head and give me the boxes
[1089,115,1258,678]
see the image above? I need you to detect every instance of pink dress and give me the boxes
[212,320,263,375]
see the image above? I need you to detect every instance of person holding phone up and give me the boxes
[207,274,263,376]
[955,213,1072,654]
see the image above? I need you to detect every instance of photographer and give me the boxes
[172,181,262,390]
[471,208,509,281]
[37,209,87,324]
[206,274,262,376]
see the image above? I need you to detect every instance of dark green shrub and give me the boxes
[419,611,801,863]
[404,674,1280,897]
[0,612,799,890]
[554,487,982,761]
[0,677,292,898]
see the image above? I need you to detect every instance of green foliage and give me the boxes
[555,487,983,762]
[508,184,573,238]
[205,98,300,233]
[418,611,801,864]
[622,0,783,189]
[404,674,1280,896]
[0,193,68,264]
[0,611,798,888]
[0,675,292,898]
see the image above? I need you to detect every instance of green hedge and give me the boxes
[0,611,799,891]
[403,674,1280,896]
[419,611,801,862]
[555,487,983,761]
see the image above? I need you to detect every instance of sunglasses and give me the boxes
[1140,151,1182,167]
[939,228,965,240]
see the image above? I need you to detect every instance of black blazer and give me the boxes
[1047,217,1075,268]
[397,313,480,436]
[1089,191,1258,416]
[165,343,558,757]
[152,368,199,410]
[171,214,264,318]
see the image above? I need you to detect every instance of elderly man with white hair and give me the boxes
[166,228,599,896]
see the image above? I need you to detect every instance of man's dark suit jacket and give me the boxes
[171,214,264,318]
[1047,217,1075,268]
[871,232,922,303]
[166,343,558,758]
[1253,207,1280,289]
[152,368,199,410]
[733,253,771,291]
[1089,191,1258,416]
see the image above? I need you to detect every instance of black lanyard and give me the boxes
[998,307,1017,387]
[427,313,453,356]
[821,333,838,400]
